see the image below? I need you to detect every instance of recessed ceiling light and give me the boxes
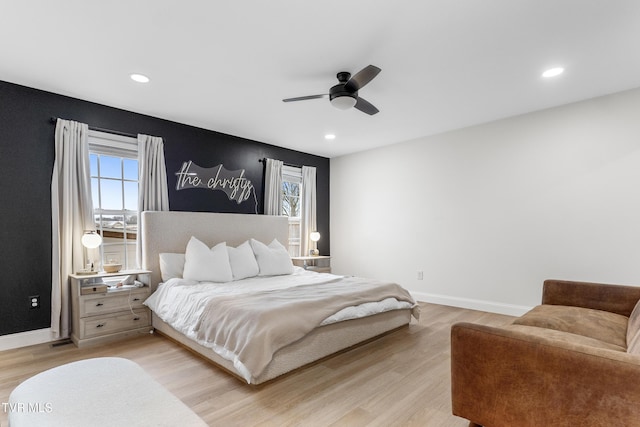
[542,67,564,78]
[324,134,336,140]
[130,73,150,83]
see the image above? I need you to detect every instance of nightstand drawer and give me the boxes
[80,309,150,338]
[80,289,149,317]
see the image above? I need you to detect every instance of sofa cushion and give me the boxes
[512,304,628,349]
[627,299,640,354]
[505,324,626,352]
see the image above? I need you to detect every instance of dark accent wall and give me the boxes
[0,80,330,337]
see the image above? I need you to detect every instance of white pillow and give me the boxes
[183,237,233,282]
[250,238,294,276]
[159,253,185,281]
[227,241,259,281]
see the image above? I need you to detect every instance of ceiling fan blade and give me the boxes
[354,97,379,115]
[282,94,328,102]
[344,65,381,92]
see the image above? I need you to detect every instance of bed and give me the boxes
[141,211,418,385]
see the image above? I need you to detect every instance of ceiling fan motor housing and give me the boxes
[330,72,358,109]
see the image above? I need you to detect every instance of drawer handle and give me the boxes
[133,317,140,321]
[95,303,104,307]
[132,298,140,302]
[96,323,105,328]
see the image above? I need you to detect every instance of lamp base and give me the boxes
[309,249,319,256]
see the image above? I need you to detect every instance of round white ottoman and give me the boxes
[8,357,207,426]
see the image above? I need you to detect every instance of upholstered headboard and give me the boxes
[141,211,289,289]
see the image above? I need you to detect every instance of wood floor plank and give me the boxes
[0,303,513,426]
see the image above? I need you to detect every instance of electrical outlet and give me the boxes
[29,295,40,309]
[417,271,424,280]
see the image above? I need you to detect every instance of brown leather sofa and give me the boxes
[451,279,640,427]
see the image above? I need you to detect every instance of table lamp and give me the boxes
[310,231,320,256]
[81,230,102,273]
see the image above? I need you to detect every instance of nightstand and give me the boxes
[291,256,331,273]
[69,269,152,347]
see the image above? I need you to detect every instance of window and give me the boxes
[88,131,138,269]
[282,165,302,257]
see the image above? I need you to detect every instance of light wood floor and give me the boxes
[0,303,513,426]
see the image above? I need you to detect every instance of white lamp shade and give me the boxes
[310,231,321,242]
[330,96,357,110]
[81,231,102,249]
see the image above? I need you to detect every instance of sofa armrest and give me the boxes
[451,322,640,427]
[542,279,640,316]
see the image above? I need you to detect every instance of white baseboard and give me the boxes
[0,328,56,352]
[411,291,532,317]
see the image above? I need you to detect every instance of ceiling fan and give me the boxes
[283,65,381,115]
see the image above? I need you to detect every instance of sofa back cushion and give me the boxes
[627,299,640,354]
[513,305,628,349]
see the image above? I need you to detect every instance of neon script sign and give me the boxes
[175,161,258,212]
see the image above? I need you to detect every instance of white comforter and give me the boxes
[144,267,416,382]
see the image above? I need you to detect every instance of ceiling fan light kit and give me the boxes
[283,65,381,115]
[330,94,357,110]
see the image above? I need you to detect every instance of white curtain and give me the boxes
[137,134,169,212]
[137,134,169,266]
[300,166,317,256]
[51,119,94,339]
[264,158,283,215]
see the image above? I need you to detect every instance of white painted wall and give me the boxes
[330,88,640,315]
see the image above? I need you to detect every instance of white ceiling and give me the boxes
[2,1,639,158]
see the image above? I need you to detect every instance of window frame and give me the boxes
[281,165,302,257]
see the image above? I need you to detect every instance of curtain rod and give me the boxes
[258,157,302,168]
[50,117,138,139]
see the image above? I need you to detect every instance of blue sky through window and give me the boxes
[90,154,138,210]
